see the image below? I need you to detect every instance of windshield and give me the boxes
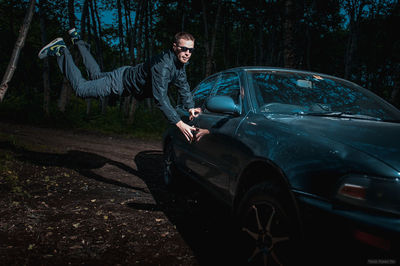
[249,70,400,121]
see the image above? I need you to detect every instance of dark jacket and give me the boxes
[123,49,194,124]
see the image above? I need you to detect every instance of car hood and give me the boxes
[266,114,400,172]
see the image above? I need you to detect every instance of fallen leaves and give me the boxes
[0,129,198,266]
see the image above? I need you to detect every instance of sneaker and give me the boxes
[68,28,81,44]
[38,38,66,59]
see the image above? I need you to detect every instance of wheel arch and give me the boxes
[233,159,301,225]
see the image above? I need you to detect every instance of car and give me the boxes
[162,66,400,265]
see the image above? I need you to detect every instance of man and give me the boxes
[38,30,201,142]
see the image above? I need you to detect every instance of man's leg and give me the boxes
[68,29,106,80]
[75,40,106,80]
[68,29,128,96]
[39,37,128,97]
[56,46,113,97]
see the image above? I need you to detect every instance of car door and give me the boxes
[174,74,219,174]
[190,72,245,201]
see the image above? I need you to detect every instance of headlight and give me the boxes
[335,174,400,216]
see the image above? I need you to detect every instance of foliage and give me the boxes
[0,93,168,139]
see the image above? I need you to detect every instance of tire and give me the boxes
[163,141,181,190]
[237,183,301,266]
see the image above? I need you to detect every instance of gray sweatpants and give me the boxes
[56,40,129,97]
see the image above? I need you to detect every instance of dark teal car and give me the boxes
[163,67,400,265]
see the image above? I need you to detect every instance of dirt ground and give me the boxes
[1,122,398,266]
[0,122,239,266]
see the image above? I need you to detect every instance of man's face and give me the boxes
[173,39,194,64]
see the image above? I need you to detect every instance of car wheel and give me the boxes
[237,184,299,265]
[163,141,181,190]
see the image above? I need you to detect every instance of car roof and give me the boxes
[222,66,330,76]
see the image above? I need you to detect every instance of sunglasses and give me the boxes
[177,46,194,53]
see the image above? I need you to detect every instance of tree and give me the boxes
[341,0,369,79]
[201,0,222,77]
[282,0,298,68]
[58,0,77,113]
[0,0,36,102]
[39,0,51,115]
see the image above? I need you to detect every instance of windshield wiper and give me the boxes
[298,111,382,121]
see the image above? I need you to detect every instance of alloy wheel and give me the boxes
[241,201,291,266]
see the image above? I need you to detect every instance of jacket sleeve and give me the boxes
[174,68,195,110]
[151,63,181,125]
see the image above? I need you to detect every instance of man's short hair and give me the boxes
[174,32,195,43]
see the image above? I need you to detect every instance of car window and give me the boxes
[192,75,219,108]
[249,71,400,120]
[213,72,241,105]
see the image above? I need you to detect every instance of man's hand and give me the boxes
[189,108,202,121]
[195,128,210,142]
[176,120,197,142]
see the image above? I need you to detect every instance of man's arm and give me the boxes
[151,63,196,141]
[174,68,202,120]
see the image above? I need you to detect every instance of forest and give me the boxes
[0,1,400,264]
[0,0,399,137]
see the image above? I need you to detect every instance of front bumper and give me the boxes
[296,192,400,254]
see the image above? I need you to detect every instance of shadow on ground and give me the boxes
[134,150,242,265]
[0,141,241,265]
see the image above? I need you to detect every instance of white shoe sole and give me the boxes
[38,37,63,59]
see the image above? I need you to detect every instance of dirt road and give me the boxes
[0,122,236,266]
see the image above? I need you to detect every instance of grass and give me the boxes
[0,93,170,140]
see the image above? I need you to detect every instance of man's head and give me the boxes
[173,32,195,64]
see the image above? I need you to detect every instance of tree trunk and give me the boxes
[0,0,35,102]
[257,21,263,65]
[68,0,76,29]
[39,0,50,115]
[178,0,186,31]
[127,97,137,125]
[345,20,359,79]
[136,0,146,63]
[58,0,78,113]
[144,0,152,110]
[117,0,124,65]
[88,3,102,72]
[202,0,222,77]
[123,0,132,63]
[236,26,242,66]
[86,98,92,115]
[58,79,71,112]
[81,0,89,40]
[90,0,106,114]
[343,0,368,80]
[131,0,144,64]
[283,0,297,68]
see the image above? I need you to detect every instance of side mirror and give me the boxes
[206,95,241,115]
